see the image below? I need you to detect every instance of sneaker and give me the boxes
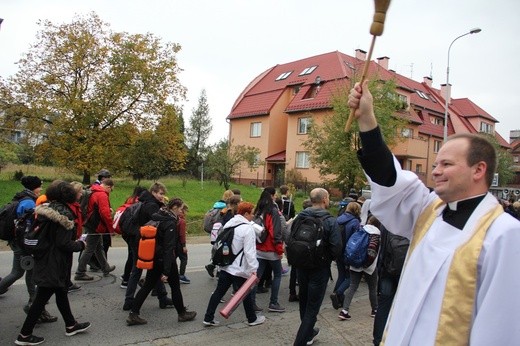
[126,312,147,326]
[179,275,191,284]
[268,303,286,313]
[306,328,320,345]
[68,283,82,293]
[281,267,290,276]
[15,334,44,345]
[74,273,94,281]
[65,321,91,336]
[23,303,31,314]
[371,309,377,317]
[205,264,215,278]
[159,297,174,309]
[338,310,351,320]
[220,298,226,303]
[253,304,263,312]
[203,319,219,327]
[37,310,58,324]
[289,294,299,302]
[103,265,116,276]
[178,309,197,322]
[330,293,341,310]
[120,281,128,289]
[248,314,266,326]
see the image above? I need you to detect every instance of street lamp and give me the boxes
[443,28,482,142]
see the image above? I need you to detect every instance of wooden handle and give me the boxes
[370,0,391,36]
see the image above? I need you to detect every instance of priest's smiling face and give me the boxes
[431,138,483,203]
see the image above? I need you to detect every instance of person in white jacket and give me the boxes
[339,216,381,320]
[202,202,266,327]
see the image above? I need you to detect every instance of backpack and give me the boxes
[113,202,134,235]
[281,198,293,221]
[211,223,247,267]
[344,226,370,267]
[252,214,268,243]
[79,188,92,220]
[204,208,223,234]
[23,217,51,258]
[286,214,332,269]
[136,220,159,270]
[382,231,410,277]
[0,200,22,241]
[119,202,143,237]
[14,209,36,249]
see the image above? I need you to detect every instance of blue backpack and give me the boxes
[344,226,370,267]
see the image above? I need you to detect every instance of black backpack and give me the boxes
[286,214,332,269]
[23,217,51,258]
[382,231,410,277]
[211,223,246,266]
[0,197,31,241]
[120,202,143,237]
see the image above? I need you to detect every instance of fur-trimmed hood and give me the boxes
[35,203,75,230]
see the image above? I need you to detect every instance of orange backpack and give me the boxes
[136,221,159,270]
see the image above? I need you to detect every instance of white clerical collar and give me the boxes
[447,193,487,211]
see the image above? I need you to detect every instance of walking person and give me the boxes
[15,181,90,345]
[250,187,285,313]
[126,198,196,325]
[289,188,342,346]
[176,203,190,284]
[202,201,265,327]
[348,80,520,344]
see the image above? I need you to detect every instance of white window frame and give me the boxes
[299,65,317,76]
[480,122,493,134]
[298,117,311,134]
[401,128,413,138]
[276,71,292,81]
[250,122,261,137]
[295,151,310,169]
[433,140,442,153]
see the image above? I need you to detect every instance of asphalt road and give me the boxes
[0,239,374,346]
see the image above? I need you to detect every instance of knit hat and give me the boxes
[21,176,42,191]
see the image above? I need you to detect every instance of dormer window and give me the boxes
[276,71,292,81]
[480,122,493,134]
[299,66,317,76]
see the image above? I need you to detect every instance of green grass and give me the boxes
[0,167,308,235]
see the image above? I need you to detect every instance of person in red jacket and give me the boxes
[74,179,116,280]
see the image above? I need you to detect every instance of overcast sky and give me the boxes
[1,0,519,144]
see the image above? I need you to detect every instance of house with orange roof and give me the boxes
[227,50,512,190]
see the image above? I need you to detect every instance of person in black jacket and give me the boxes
[126,198,196,325]
[15,181,91,346]
[123,182,172,311]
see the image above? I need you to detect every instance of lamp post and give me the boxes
[443,28,482,142]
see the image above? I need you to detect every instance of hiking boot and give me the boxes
[37,310,58,324]
[68,283,82,293]
[178,309,197,322]
[268,303,285,313]
[126,312,147,326]
[330,293,341,310]
[248,314,266,326]
[307,328,320,345]
[338,310,351,320]
[103,265,116,276]
[179,275,191,284]
[159,297,174,309]
[65,321,91,336]
[74,273,94,281]
[205,264,215,278]
[289,294,299,302]
[15,334,44,345]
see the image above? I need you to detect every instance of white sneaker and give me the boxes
[248,315,266,326]
[203,320,220,327]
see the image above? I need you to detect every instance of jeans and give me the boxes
[343,270,378,311]
[132,260,185,314]
[333,259,350,303]
[76,231,111,274]
[0,243,35,299]
[252,258,282,305]
[20,286,76,336]
[294,267,330,346]
[373,274,399,346]
[124,238,167,306]
[204,270,257,323]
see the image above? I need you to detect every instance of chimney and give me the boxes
[441,83,451,104]
[355,49,367,61]
[423,76,432,87]
[376,56,390,70]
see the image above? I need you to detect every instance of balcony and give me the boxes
[391,137,428,159]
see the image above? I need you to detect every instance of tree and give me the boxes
[185,89,212,177]
[0,12,186,183]
[483,133,515,186]
[304,79,406,195]
[0,140,19,172]
[206,139,260,190]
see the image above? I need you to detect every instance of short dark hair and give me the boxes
[448,133,497,187]
[280,185,289,195]
[167,198,183,210]
[46,180,76,204]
